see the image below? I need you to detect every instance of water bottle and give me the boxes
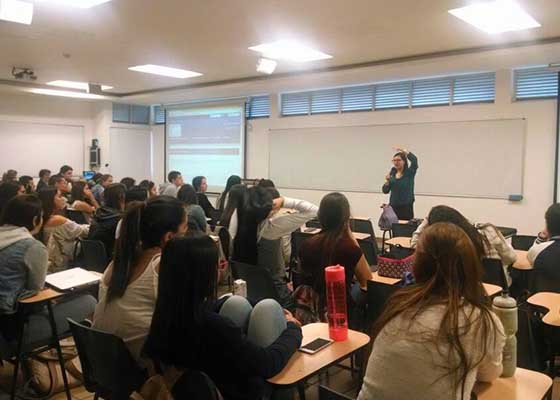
[325,265,348,341]
[492,292,518,377]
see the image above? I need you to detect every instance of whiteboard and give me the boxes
[109,127,153,182]
[269,119,525,199]
[0,120,84,177]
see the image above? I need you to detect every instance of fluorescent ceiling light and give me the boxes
[30,88,106,99]
[248,40,332,63]
[0,0,33,25]
[35,0,111,8]
[448,0,540,34]
[256,58,277,74]
[47,80,113,91]
[128,64,202,79]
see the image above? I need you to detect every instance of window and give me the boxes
[245,95,270,119]
[153,105,166,124]
[113,103,150,124]
[280,72,496,116]
[112,103,130,123]
[514,68,558,100]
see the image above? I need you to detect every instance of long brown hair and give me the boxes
[371,223,500,398]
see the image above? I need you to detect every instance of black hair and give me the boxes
[98,174,112,184]
[2,170,17,182]
[167,171,181,183]
[219,184,247,228]
[143,235,218,366]
[217,175,242,212]
[104,183,126,211]
[233,186,273,264]
[393,152,409,172]
[545,203,560,237]
[139,180,155,191]
[0,182,24,219]
[71,181,89,204]
[39,169,51,179]
[192,176,205,192]
[19,176,34,193]
[108,196,186,301]
[266,187,280,199]
[257,179,275,188]
[37,187,58,224]
[120,177,136,190]
[125,186,148,203]
[48,175,65,187]
[177,184,198,206]
[59,165,73,175]
[0,194,43,231]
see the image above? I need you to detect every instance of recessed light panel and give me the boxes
[30,88,106,99]
[47,80,113,91]
[128,64,203,79]
[249,40,332,63]
[0,0,33,25]
[449,0,541,34]
[36,0,111,8]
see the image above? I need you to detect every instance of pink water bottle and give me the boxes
[325,265,348,341]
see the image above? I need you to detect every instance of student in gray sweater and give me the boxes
[359,222,504,400]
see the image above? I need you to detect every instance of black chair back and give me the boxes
[230,261,281,304]
[349,218,375,237]
[511,235,537,251]
[306,218,322,229]
[318,385,353,400]
[80,240,109,273]
[481,258,507,289]
[68,319,147,399]
[66,209,88,225]
[391,222,417,238]
[366,280,399,328]
[359,239,378,267]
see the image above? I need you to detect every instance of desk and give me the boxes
[19,288,63,304]
[512,250,531,271]
[371,271,400,285]
[473,367,552,400]
[302,228,370,241]
[482,283,502,297]
[385,236,412,248]
[527,292,560,327]
[268,323,370,390]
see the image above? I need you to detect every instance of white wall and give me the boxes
[245,69,556,235]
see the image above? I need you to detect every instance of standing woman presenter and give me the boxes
[382,147,418,220]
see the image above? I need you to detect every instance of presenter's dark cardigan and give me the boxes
[382,152,418,220]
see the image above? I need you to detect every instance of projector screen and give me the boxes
[165,102,245,192]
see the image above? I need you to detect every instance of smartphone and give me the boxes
[299,337,334,354]
[304,227,319,233]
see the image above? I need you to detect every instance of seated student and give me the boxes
[143,235,302,400]
[411,205,517,286]
[527,203,560,293]
[49,175,71,206]
[2,169,18,183]
[125,186,149,204]
[38,188,89,272]
[0,195,96,343]
[139,180,158,198]
[36,169,51,192]
[120,177,136,191]
[162,171,184,197]
[216,175,242,215]
[177,184,207,232]
[91,174,113,204]
[257,179,275,189]
[193,175,217,218]
[69,181,100,223]
[298,192,372,327]
[59,165,74,183]
[358,223,505,400]
[93,197,187,362]
[0,181,25,216]
[19,176,35,193]
[88,184,126,261]
[233,187,318,309]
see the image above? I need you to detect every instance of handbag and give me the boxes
[25,339,83,396]
[378,204,399,231]
[377,246,415,279]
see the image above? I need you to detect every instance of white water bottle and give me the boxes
[492,292,518,377]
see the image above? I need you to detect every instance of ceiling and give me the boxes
[1,0,560,97]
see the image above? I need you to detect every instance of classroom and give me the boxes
[0,0,559,399]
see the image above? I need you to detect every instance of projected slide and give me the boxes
[166,105,245,191]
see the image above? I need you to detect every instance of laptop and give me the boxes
[46,268,101,291]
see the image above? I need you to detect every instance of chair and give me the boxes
[68,319,147,400]
[79,240,109,273]
[318,385,353,400]
[481,258,508,289]
[512,235,538,251]
[230,260,282,304]
[365,280,399,328]
[290,231,313,284]
[66,209,88,225]
[391,222,417,238]
[349,218,375,237]
[358,239,378,267]
[306,218,322,229]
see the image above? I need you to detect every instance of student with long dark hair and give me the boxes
[216,175,242,214]
[411,205,517,286]
[139,180,158,198]
[193,175,217,218]
[220,184,247,230]
[120,177,136,191]
[382,147,418,220]
[298,192,372,327]
[36,169,51,192]
[143,235,302,400]
[177,184,207,232]
[38,188,89,271]
[93,196,187,362]
[233,186,318,309]
[70,181,100,223]
[88,183,126,261]
[0,181,25,216]
[0,195,96,343]
[358,223,505,400]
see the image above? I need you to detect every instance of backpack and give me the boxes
[378,204,399,231]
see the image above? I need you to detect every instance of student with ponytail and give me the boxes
[93,196,187,362]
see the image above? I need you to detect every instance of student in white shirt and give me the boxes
[359,222,505,400]
[162,171,184,198]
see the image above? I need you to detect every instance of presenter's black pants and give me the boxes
[393,204,414,221]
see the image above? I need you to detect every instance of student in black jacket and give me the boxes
[88,183,125,261]
[193,175,217,219]
[143,235,302,400]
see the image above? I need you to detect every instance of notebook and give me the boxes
[46,268,101,291]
